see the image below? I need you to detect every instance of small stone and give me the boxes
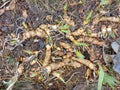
[113,52,120,74]
[38,39,45,49]
[111,41,119,53]
[1,26,8,32]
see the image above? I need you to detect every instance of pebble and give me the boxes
[1,26,8,32]
[113,52,120,74]
[38,39,45,49]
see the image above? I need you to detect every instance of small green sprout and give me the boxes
[63,2,68,12]
[23,50,33,55]
[10,39,17,45]
[61,24,69,33]
[83,10,93,25]
[99,0,110,6]
[108,31,115,38]
[22,22,28,29]
[75,51,84,60]
[74,41,88,47]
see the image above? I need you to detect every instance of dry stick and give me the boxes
[6,62,22,90]
[43,44,51,66]
[65,72,81,83]
[0,0,10,8]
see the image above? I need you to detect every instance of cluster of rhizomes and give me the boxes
[21,16,119,82]
[21,24,97,82]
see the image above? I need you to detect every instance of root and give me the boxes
[41,59,82,75]
[77,37,105,46]
[93,16,120,25]
[72,57,96,70]
[99,17,120,23]
[43,44,52,66]
[59,41,73,52]
[23,28,47,40]
[71,28,98,38]
[41,62,65,75]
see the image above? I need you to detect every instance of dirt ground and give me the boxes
[0,0,120,90]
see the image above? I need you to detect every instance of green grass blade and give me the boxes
[98,64,104,90]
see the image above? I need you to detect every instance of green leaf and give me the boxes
[61,29,68,33]
[61,24,69,33]
[100,0,109,6]
[97,64,120,89]
[74,42,88,47]
[75,51,84,59]
[63,2,68,11]
[61,24,69,30]
[23,50,33,55]
[109,31,115,38]
[59,76,66,84]
[10,39,17,45]
[7,56,15,65]
[30,72,39,77]
[86,30,92,36]
[86,10,93,20]
[98,64,104,90]
[103,73,120,89]
[22,22,28,28]
[83,10,93,25]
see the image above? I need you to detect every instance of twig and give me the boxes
[65,72,81,83]
[0,0,10,8]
